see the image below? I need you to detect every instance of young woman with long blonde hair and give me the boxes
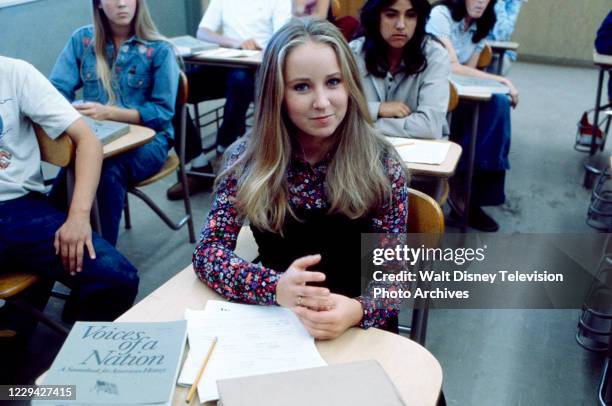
[193,18,409,339]
[49,0,179,246]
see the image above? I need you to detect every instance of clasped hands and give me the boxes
[276,254,363,340]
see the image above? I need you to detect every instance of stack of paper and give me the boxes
[387,137,451,165]
[450,74,510,95]
[178,301,326,403]
[196,48,261,58]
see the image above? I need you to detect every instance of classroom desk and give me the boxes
[183,48,263,70]
[116,266,444,406]
[404,139,462,178]
[453,86,493,232]
[584,52,612,188]
[486,41,519,75]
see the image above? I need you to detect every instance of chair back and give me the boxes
[331,0,341,17]
[34,124,74,167]
[175,71,189,165]
[407,188,445,245]
[477,43,493,69]
[448,81,459,113]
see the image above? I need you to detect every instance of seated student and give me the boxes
[50,0,179,246]
[166,0,292,200]
[293,0,360,41]
[350,0,451,139]
[0,55,138,326]
[426,0,519,232]
[595,9,612,101]
[193,19,409,338]
[487,0,526,75]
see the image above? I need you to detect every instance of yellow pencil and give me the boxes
[185,336,218,403]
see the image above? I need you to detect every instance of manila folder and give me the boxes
[217,359,406,406]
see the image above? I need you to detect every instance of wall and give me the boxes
[0,0,199,75]
[512,0,610,66]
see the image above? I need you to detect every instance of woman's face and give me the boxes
[99,0,137,29]
[379,0,418,50]
[283,42,349,145]
[465,0,490,20]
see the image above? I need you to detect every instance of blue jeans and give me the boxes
[185,66,255,153]
[451,94,512,206]
[0,193,139,322]
[52,134,169,246]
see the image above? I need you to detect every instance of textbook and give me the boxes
[82,116,130,145]
[35,320,187,406]
[216,360,406,406]
[169,35,218,57]
[450,73,510,95]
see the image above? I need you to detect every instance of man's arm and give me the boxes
[54,118,103,274]
[196,26,245,49]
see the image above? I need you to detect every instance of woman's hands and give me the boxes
[293,294,363,340]
[378,101,411,118]
[74,102,113,121]
[276,254,365,340]
[276,254,333,310]
[499,78,519,108]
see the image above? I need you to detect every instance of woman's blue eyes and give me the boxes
[293,78,341,92]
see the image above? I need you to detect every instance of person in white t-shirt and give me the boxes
[0,56,138,331]
[166,0,292,200]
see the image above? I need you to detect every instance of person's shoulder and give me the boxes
[0,56,38,80]
[381,144,408,184]
[349,36,365,55]
[430,4,452,18]
[222,137,249,170]
[423,36,450,61]
[70,25,94,40]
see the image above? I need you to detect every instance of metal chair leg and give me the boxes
[124,193,132,229]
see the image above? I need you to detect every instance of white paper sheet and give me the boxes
[178,301,326,403]
[450,74,510,95]
[195,48,260,58]
[387,137,451,165]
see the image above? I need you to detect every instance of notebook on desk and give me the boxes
[82,116,130,145]
[450,74,510,95]
[217,360,406,406]
[170,35,218,56]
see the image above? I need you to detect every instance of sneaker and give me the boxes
[166,164,215,201]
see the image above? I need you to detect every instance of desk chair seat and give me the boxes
[124,72,196,243]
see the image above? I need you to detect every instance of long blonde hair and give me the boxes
[224,18,406,233]
[92,0,166,104]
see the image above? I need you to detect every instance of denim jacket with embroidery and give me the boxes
[50,25,179,141]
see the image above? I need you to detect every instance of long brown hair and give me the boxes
[221,18,406,233]
[91,0,167,104]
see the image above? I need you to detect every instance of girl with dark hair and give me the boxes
[427,0,518,232]
[351,0,451,139]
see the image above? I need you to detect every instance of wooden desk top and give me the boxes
[103,124,155,159]
[404,139,462,178]
[487,40,519,51]
[117,266,443,406]
[594,51,612,67]
[185,48,263,69]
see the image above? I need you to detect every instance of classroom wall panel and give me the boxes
[512,0,610,66]
[0,0,198,75]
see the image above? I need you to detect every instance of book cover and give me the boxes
[82,116,130,145]
[37,320,187,405]
[170,35,218,56]
[217,360,406,406]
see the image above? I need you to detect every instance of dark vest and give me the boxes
[251,208,399,333]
